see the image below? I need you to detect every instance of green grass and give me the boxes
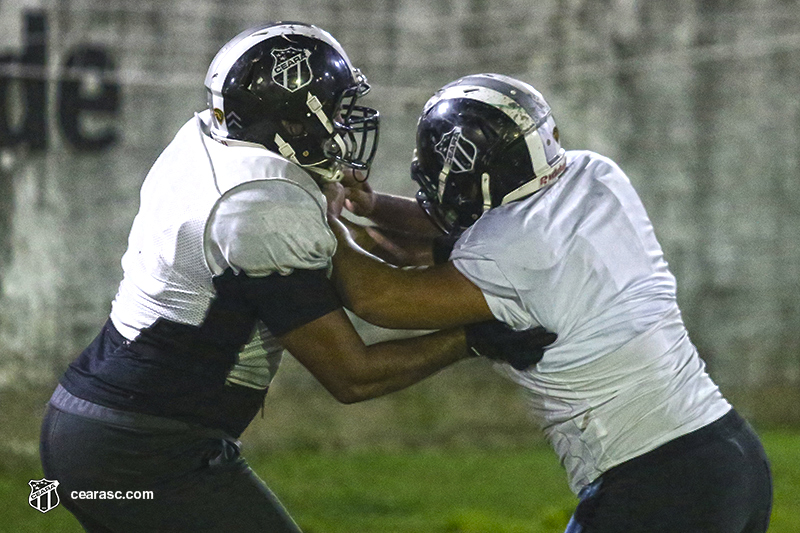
[254,448,575,533]
[2,430,799,532]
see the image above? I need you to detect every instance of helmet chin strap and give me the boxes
[274,129,345,183]
[273,133,300,164]
[271,90,349,183]
[272,132,342,182]
[481,173,492,212]
[307,92,349,158]
[303,161,345,183]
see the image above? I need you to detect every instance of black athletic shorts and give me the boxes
[564,409,772,533]
[39,385,301,533]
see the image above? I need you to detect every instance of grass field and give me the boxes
[2,430,798,533]
[3,357,799,532]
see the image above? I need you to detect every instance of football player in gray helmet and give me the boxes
[326,73,772,533]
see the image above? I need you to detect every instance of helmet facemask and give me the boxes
[307,80,379,181]
[412,159,483,234]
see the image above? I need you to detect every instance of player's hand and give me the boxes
[341,168,376,217]
[321,182,346,219]
[464,321,557,370]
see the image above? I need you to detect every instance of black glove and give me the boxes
[465,320,557,371]
[432,232,462,265]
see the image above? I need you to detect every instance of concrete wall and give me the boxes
[0,0,798,408]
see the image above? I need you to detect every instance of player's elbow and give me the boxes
[331,388,367,405]
[318,363,381,404]
[325,380,375,404]
[349,303,382,328]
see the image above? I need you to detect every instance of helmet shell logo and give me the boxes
[29,478,60,513]
[435,127,477,173]
[271,47,313,93]
[213,108,224,125]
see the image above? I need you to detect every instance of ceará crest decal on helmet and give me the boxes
[271,47,313,92]
[435,127,477,174]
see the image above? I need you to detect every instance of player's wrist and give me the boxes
[366,191,391,219]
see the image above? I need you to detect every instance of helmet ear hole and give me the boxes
[281,120,305,137]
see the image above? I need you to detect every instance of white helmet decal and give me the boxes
[435,127,477,174]
[270,47,313,92]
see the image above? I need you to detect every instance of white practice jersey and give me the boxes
[109,110,335,391]
[451,150,731,494]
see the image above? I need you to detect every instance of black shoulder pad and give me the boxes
[215,268,342,337]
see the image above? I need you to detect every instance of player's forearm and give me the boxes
[330,217,430,328]
[330,216,483,330]
[329,215,396,312]
[340,218,434,267]
[335,328,470,403]
[366,192,441,237]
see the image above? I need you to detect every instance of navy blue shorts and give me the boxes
[39,385,301,533]
[565,409,772,533]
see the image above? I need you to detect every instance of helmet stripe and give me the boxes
[432,84,541,134]
[524,129,551,177]
[443,74,552,127]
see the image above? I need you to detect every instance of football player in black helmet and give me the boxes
[326,73,772,533]
[39,28,549,532]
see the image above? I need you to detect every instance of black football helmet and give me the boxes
[204,22,379,181]
[412,73,566,234]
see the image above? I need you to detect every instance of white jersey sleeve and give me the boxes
[205,178,336,278]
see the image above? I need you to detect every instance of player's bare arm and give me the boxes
[325,226,493,332]
[342,169,440,237]
[338,217,436,267]
[278,308,469,404]
[336,171,441,266]
[324,182,494,330]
